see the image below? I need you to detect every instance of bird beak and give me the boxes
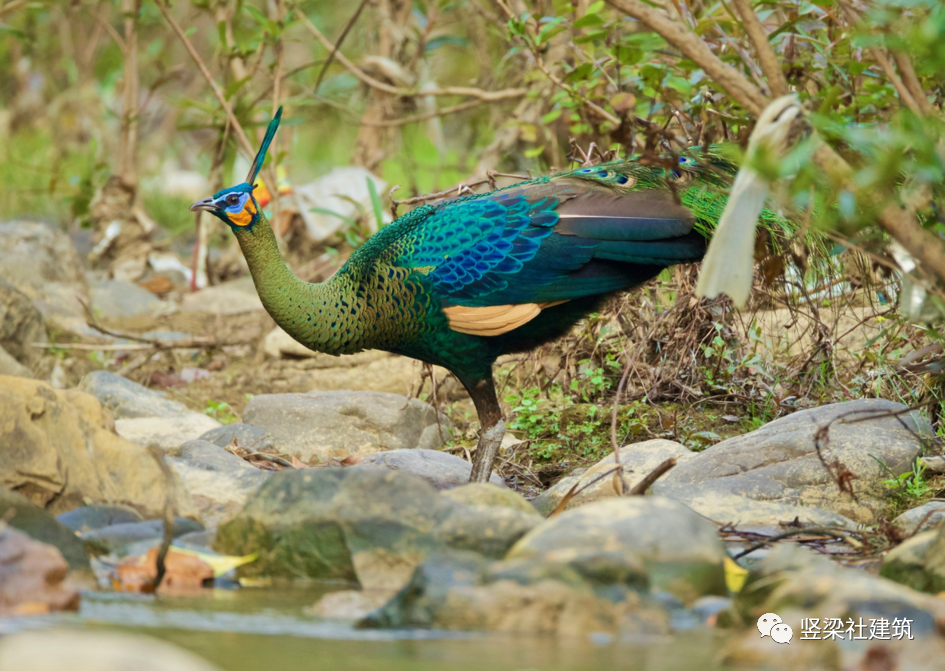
[189,197,216,213]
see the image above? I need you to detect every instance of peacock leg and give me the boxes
[467,376,505,483]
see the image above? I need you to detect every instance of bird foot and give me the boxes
[469,419,505,483]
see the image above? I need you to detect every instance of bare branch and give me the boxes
[730,0,790,97]
[296,10,527,103]
[0,0,28,20]
[313,0,370,95]
[891,51,936,117]
[606,0,769,115]
[156,1,255,157]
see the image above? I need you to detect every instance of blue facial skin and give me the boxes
[191,183,259,229]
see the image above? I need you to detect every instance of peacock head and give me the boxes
[190,107,283,230]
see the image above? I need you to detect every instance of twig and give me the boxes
[731,526,863,560]
[156,1,255,156]
[730,0,790,97]
[296,10,526,102]
[147,445,176,594]
[891,50,935,117]
[0,0,28,20]
[312,0,369,95]
[627,457,678,495]
[358,99,489,127]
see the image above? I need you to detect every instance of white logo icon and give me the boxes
[771,623,794,644]
[757,612,782,638]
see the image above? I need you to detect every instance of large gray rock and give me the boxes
[241,391,449,464]
[57,504,144,533]
[893,502,945,536]
[216,468,453,589]
[436,484,542,558]
[78,371,192,419]
[355,449,504,489]
[0,278,45,367]
[0,488,90,570]
[199,423,274,451]
[653,400,928,524]
[167,440,271,526]
[89,279,168,318]
[359,550,664,636]
[115,414,222,453]
[0,343,31,378]
[882,522,945,595]
[507,496,727,604]
[737,544,945,639]
[532,439,694,515]
[0,376,198,519]
[0,221,89,319]
[79,518,204,557]
[0,630,223,671]
[216,470,537,589]
[180,277,263,315]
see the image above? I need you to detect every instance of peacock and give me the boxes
[191,108,756,483]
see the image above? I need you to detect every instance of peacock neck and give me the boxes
[233,214,358,355]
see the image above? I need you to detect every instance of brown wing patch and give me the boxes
[443,301,567,336]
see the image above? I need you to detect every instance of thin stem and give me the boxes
[731,0,790,97]
[313,0,370,94]
[157,1,254,156]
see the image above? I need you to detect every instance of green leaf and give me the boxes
[564,62,594,82]
[366,177,385,230]
[574,14,604,29]
[586,1,605,13]
[542,108,563,124]
[523,145,545,158]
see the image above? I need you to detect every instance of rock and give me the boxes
[0,376,197,518]
[115,414,223,453]
[57,504,144,533]
[90,278,169,318]
[0,488,90,570]
[893,502,945,536]
[0,278,45,367]
[0,343,31,378]
[507,497,727,604]
[355,449,503,489]
[361,550,668,636]
[0,525,80,616]
[241,391,448,464]
[653,400,928,525]
[293,167,390,241]
[442,483,537,515]
[651,482,858,530]
[216,469,453,589]
[79,518,204,556]
[0,630,223,671]
[308,589,397,620]
[736,543,945,639]
[167,440,271,526]
[881,530,942,593]
[78,370,192,419]
[0,221,89,320]
[199,423,274,451]
[277,347,455,396]
[437,484,543,559]
[532,439,694,515]
[181,277,263,315]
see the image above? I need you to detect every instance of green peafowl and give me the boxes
[191,108,761,483]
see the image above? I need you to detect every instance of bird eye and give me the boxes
[226,194,241,206]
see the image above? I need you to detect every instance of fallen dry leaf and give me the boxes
[114,547,214,595]
[291,455,311,469]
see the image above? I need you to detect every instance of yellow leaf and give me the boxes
[170,548,258,578]
[725,557,748,593]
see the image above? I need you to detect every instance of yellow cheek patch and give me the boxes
[245,198,257,215]
[228,208,253,227]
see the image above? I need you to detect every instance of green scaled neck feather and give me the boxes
[233,214,365,356]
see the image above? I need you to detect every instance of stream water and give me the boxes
[0,588,735,670]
